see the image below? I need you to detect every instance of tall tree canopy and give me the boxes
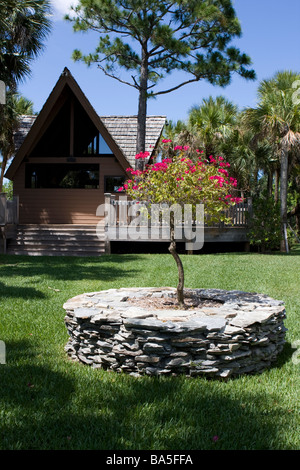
[0,0,52,87]
[0,0,51,190]
[243,71,300,252]
[67,0,255,158]
[188,95,238,156]
[0,93,35,192]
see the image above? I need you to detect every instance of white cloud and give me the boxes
[51,0,78,18]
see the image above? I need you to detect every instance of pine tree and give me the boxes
[67,0,255,164]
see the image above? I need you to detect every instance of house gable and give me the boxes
[5,68,133,179]
[6,68,166,180]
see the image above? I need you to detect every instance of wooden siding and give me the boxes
[13,157,126,224]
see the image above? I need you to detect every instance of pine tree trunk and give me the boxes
[280,145,289,252]
[168,214,185,307]
[135,46,148,171]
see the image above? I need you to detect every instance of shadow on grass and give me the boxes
[0,338,294,450]
[0,280,46,299]
[0,254,141,283]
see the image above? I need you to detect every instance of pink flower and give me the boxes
[118,187,124,192]
[218,168,229,177]
[212,435,219,442]
[174,145,183,151]
[162,138,172,143]
[135,151,150,160]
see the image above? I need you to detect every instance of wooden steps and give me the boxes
[6,224,108,256]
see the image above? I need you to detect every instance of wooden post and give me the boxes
[0,193,7,225]
[0,193,7,254]
[110,195,116,226]
[103,193,114,255]
[247,197,253,224]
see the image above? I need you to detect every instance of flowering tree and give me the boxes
[120,141,242,306]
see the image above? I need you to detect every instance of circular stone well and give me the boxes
[63,287,287,378]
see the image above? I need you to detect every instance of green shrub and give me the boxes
[247,195,281,252]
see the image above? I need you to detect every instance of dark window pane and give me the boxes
[105,176,125,193]
[25,164,99,189]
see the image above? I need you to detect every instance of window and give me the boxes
[105,176,125,193]
[25,164,99,189]
[84,133,113,155]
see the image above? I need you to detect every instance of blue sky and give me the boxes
[18,0,300,123]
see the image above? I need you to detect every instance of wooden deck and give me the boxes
[1,193,252,256]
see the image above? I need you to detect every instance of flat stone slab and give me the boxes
[63,287,287,378]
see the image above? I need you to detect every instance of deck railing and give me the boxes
[0,193,19,226]
[104,193,252,229]
[0,193,19,254]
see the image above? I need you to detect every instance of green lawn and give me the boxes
[0,247,299,450]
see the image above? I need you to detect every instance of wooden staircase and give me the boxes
[6,223,108,256]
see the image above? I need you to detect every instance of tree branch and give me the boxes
[150,76,203,96]
[97,64,139,89]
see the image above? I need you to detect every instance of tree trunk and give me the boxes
[267,170,273,198]
[280,146,289,252]
[274,167,279,203]
[135,46,148,171]
[0,152,8,193]
[168,214,185,307]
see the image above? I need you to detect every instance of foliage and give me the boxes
[247,194,281,252]
[68,0,255,95]
[2,180,13,199]
[188,95,238,156]
[242,71,300,251]
[123,144,242,220]
[0,93,35,192]
[0,0,52,87]
[121,142,242,304]
[67,0,255,152]
[0,0,51,191]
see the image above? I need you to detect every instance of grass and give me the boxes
[0,247,299,450]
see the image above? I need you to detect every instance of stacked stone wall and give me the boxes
[64,287,287,378]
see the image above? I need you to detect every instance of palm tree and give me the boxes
[0,93,35,192]
[187,96,238,156]
[0,0,52,88]
[0,0,51,191]
[220,124,272,197]
[243,71,300,252]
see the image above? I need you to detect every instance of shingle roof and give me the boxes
[14,115,37,153]
[101,115,166,167]
[14,114,166,167]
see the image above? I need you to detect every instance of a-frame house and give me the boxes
[5,67,165,226]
